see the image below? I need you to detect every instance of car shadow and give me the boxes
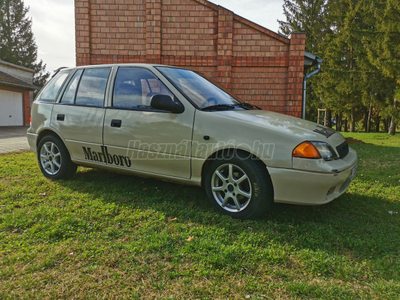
[57,164,400,275]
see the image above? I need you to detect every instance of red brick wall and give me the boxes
[0,85,31,126]
[22,90,30,126]
[75,0,306,117]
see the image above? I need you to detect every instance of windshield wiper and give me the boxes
[201,104,235,111]
[233,102,262,110]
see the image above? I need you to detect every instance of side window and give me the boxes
[36,70,71,103]
[113,67,174,110]
[60,69,83,104]
[75,68,111,107]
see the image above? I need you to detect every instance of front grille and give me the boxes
[336,141,349,158]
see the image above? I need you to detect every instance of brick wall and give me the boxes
[75,0,306,117]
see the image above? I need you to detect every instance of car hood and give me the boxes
[216,109,345,145]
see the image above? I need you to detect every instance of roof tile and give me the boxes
[0,71,38,90]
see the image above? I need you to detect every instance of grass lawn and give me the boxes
[1,133,399,299]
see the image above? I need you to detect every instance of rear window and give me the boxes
[36,70,72,103]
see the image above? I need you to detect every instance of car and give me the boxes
[27,63,357,219]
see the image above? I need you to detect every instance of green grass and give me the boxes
[1,133,399,299]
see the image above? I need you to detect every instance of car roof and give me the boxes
[64,63,176,71]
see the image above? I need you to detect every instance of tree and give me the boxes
[318,0,374,132]
[278,0,330,55]
[0,0,49,90]
[279,0,399,134]
[278,0,331,122]
[364,0,400,135]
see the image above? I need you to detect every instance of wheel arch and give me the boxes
[37,129,64,147]
[36,129,74,159]
[36,131,77,180]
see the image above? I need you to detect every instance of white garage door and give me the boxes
[0,89,23,126]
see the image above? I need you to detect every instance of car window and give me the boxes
[60,69,83,104]
[113,67,174,110]
[36,70,72,103]
[75,68,111,107]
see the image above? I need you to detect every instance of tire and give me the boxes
[37,135,77,180]
[204,152,274,219]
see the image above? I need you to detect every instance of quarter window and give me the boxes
[60,70,83,104]
[75,68,111,107]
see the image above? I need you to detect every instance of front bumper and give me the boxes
[268,158,357,206]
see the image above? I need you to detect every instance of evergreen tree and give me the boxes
[0,0,49,90]
[278,0,330,54]
[278,0,331,122]
[364,0,400,135]
[318,0,370,132]
[279,0,399,133]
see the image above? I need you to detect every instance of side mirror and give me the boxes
[150,94,185,113]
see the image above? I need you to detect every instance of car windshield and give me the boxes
[156,67,243,110]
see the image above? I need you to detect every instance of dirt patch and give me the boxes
[346,137,373,145]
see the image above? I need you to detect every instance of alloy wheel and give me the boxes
[39,141,62,175]
[211,163,252,212]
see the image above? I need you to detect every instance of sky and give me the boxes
[24,0,285,74]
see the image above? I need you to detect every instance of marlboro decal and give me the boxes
[82,146,132,167]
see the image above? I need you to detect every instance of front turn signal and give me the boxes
[293,142,321,159]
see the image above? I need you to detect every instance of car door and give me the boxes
[103,67,194,179]
[51,67,111,162]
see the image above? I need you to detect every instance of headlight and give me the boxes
[293,141,338,161]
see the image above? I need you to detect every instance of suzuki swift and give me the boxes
[28,64,357,219]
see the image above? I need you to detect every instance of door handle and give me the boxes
[57,114,65,121]
[111,119,122,128]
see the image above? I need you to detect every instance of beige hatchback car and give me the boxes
[28,64,357,219]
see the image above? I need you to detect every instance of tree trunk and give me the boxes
[363,109,368,132]
[375,113,380,132]
[350,107,356,132]
[388,117,396,135]
[337,113,342,131]
[335,114,339,131]
[388,99,398,135]
[326,109,332,128]
[366,103,372,133]
[384,118,388,133]
[344,119,348,132]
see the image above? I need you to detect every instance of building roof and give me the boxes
[0,70,37,90]
[0,59,35,73]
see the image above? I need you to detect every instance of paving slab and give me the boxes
[0,127,30,154]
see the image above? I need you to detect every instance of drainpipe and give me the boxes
[302,58,323,119]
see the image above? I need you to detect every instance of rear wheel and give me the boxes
[205,152,273,219]
[37,135,77,180]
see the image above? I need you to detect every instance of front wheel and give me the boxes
[37,135,77,180]
[204,153,273,219]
